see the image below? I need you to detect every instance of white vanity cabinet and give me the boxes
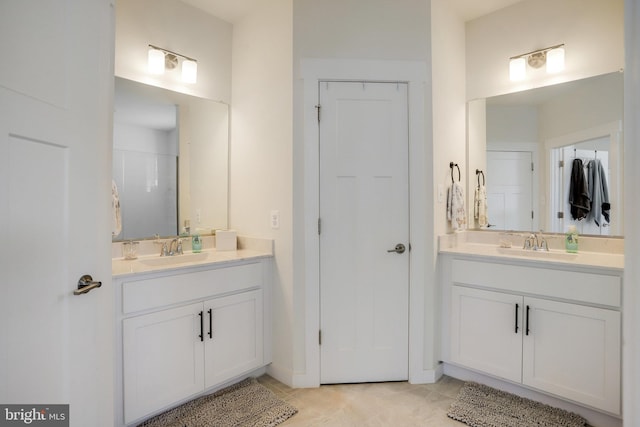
[444,257,621,415]
[114,259,271,426]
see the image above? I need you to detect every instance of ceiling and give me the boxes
[180,0,524,24]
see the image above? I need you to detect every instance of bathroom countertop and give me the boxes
[112,248,273,278]
[112,235,274,278]
[439,231,624,271]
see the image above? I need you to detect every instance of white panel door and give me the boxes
[319,81,409,383]
[486,151,533,230]
[450,286,523,383]
[0,1,114,425]
[522,297,621,413]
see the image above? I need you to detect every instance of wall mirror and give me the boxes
[113,77,229,241]
[469,71,623,236]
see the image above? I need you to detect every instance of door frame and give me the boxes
[297,59,431,387]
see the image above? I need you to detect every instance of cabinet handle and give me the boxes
[208,308,213,339]
[198,311,204,342]
[515,303,519,333]
[525,305,530,336]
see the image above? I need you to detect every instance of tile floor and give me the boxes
[258,375,466,426]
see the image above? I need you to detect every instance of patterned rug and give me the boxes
[447,382,587,427]
[138,377,298,427]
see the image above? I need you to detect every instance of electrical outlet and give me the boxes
[270,210,280,229]
[437,184,445,203]
[196,209,201,224]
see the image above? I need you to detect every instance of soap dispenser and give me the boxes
[565,225,578,253]
[192,233,202,253]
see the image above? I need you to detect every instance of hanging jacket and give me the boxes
[569,158,590,220]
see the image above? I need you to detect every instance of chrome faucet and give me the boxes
[536,232,549,251]
[169,238,183,256]
[523,233,536,250]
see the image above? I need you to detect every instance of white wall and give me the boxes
[466,0,624,100]
[432,0,467,235]
[487,105,538,145]
[538,72,624,140]
[623,2,640,424]
[229,0,294,383]
[115,0,232,103]
[293,0,429,61]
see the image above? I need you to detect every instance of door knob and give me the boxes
[73,275,102,295]
[387,243,406,254]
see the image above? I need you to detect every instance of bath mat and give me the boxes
[138,377,297,427]
[447,382,587,427]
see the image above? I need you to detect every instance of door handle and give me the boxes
[387,243,406,254]
[208,308,213,339]
[73,275,102,295]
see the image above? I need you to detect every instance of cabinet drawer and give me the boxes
[451,259,620,307]
[122,262,262,314]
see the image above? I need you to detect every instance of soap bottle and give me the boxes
[192,234,202,253]
[565,225,578,253]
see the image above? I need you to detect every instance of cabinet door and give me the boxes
[123,302,205,424]
[451,286,523,382]
[204,289,264,388]
[522,297,620,414]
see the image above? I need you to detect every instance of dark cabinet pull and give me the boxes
[198,311,204,342]
[515,303,519,333]
[208,308,213,339]
[525,305,531,336]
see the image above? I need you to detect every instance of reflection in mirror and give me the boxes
[112,77,229,241]
[471,71,623,236]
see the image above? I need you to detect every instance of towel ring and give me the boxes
[476,169,485,186]
[449,162,461,183]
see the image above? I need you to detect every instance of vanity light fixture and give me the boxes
[509,43,565,81]
[147,44,198,83]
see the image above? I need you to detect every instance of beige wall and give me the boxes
[466,0,624,100]
[229,0,294,381]
[115,0,232,103]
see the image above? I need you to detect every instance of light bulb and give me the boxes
[546,47,565,74]
[182,60,198,84]
[148,48,165,75]
[509,57,526,81]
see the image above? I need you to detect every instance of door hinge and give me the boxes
[531,162,534,172]
[531,210,534,219]
[559,160,564,168]
[318,218,321,235]
[319,330,322,345]
[557,211,564,219]
[315,104,321,123]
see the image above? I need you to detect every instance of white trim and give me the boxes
[299,58,429,387]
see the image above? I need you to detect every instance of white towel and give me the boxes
[474,185,488,227]
[447,182,467,230]
[112,180,122,238]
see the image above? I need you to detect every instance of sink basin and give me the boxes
[137,252,211,267]
[496,247,578,261]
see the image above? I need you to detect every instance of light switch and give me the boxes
[270,210,280,229]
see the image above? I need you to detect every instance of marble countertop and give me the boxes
[439,231,624,271]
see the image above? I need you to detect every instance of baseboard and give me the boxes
[265,363,295,388]
[409,364,443,384]
[443,363,622,427]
